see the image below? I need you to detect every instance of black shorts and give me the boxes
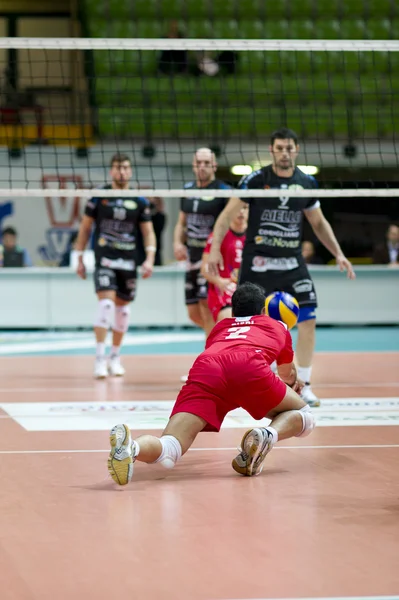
[94,267,137,302]
[239,256,317,308]
[185,267,208,305]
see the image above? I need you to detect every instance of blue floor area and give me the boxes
[0,327,398,356]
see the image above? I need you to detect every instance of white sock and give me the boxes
[96,342,106,359]
[110,345,120,358]
[297,366,312,385]
[132,440,140,458]
[265,426,278,444]
[154,435,182,469]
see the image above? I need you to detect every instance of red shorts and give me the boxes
[171,349,287,432]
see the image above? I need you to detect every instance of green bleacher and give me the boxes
[82,0,399,139]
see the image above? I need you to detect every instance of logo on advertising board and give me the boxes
[38,175,84,263]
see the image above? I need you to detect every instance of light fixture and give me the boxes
[230,165,253,176]
[297,165,319,175]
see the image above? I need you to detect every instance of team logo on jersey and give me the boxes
[255,235,266,245]
[288,184,304,191]
[101,199,108,206]
[124,200,137,209]
[200,196,215,201]
[116,199,124,206]
[98,237,107,247]
[292,278,313,293]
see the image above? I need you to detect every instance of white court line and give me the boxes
[1,444,399,455]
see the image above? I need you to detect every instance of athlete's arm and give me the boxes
[304,206,356,279]
[173,211,188,261]
[208,196,246,275]
[75,214,94,280]
[201,251,234,293]
[139,220,156,279]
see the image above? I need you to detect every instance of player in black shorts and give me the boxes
[75,153,156,379]
[207,128,355,406]
[173,147,230,339]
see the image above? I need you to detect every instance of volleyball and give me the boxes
[265,291,300,329]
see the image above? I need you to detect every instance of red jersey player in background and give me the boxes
[201,205,247,322]
[108,282,315,485]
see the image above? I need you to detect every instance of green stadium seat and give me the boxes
[130,0,159,19]
[184,0,212,19]
[134,20,164,38]
[366,0,396,18]
[264,20,290,39]
[364,19,391,39]
[341,0,366,19]
[261,0,289,20]
[288,20,315,39]
[211,20,240,39]
[313,0,340,19]
[189,20,212,38]
[313,19,341,39]
[238,21,265,39]
[287,0,314,19]
[340,19,367,39]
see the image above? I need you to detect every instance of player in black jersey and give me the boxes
[173,148,230,340]
[75,153,156,379]
[208,128,355,406]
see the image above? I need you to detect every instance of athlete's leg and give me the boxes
[94,290,116,378]
[108,297,130,376]
[233,386,315,476]
[108,413,207,485]
[199,299,215,337]
[187,302,204,328]
[295,307,319,406]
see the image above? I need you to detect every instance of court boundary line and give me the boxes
[1,444,399,455]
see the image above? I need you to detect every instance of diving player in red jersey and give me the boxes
[108,282,315,485]
[201,205,247,322]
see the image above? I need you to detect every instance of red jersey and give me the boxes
[204,314,294,366]
[204,229,246,316]
[204,229,246,283]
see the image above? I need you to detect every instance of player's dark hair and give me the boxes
[110,153,131,167]
[231,282,266,317]
[270,128,298,146]
[2,226,17,237]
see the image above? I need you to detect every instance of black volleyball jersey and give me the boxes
[180,179,230,263]
[238,165,319,266]
[85,185,152,269]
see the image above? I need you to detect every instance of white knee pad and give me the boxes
[154,435,182,469]
[113,304,130,333]
[94,298,115,330]
[295,405,316,438]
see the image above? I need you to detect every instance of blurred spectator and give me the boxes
[136,197,167,266]
[0,226,33,267]
[158,22,188,75]
[302,240,324,265]
[59,231,79,267]
[372,224,399,266]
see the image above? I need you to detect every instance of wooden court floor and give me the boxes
[0,352,398,600]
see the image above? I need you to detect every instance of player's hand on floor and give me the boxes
[174,243,187,261]
[336,254,356,279]
[141,260,154,279]
[208,248,224,276]
[76,260,86,280]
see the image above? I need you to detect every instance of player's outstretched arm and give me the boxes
[277,362,304,394]
[75,214,94,280]
[304,206,356,279]
[140,221,156,279]
[208,196,246,275]
[173,211,188,261]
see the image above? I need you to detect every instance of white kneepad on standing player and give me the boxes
[295,405,316,437]
[94,298,115,330]
[113,304,130,333]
